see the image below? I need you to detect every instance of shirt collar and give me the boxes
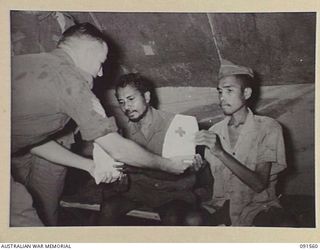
[218,108,256,159]
[228,116,246,127]
[226,108,251,127]
[238,108,256,134]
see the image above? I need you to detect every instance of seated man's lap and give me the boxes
[253,206,298,227]
[100,194,198,226]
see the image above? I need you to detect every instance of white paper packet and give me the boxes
[92,142,122,184]
[162,114,199,162]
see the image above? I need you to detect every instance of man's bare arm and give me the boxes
[195,130,271,193]
[214,150,271,192]
[95,132,190,174]
[30,140,94,173]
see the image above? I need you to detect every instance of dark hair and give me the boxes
[115,73,152,97]
[57,22,106,47]
[234,74,260,109]
[233,74,255,91]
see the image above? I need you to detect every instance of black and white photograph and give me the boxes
[5,3,318,242]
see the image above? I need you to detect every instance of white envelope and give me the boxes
[162,114,198,160]
[92,142,122,184]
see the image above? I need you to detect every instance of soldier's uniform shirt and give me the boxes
[203,109,287,226]
[121,108,196,208]
[11,49,117,226]
[12,48,117,154]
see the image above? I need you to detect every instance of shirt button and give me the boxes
[154,183,159,188]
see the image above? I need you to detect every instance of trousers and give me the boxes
[11,153,67,226]
[10,177,43,227]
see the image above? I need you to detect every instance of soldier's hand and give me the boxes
[164,156,194,175]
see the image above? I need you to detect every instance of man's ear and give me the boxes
[244,87,252,100]
[144,91,151,104]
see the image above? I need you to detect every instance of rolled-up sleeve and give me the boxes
[57,69,118,141]
[257,120,287,175]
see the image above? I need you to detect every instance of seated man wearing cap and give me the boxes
[195,59,290,226]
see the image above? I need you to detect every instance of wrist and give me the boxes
[158,157,170,172]
[86,158,95,174]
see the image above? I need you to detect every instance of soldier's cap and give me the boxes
[219,58,254,79]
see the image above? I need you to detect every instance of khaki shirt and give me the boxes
[121,108,196,207]
[203,109,287,226]
[11,49,117,154]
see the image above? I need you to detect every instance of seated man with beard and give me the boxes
[99,73,212,226]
